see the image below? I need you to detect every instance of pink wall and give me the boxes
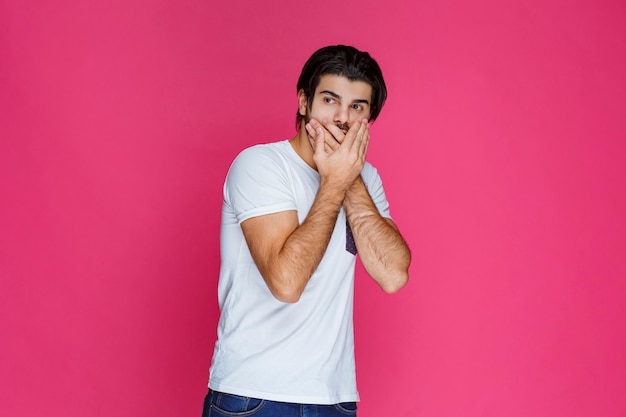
[1,0,625,416]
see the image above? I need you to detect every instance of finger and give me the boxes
[352,118,368,149]
[322,120,347,144]
[313,127,326,155]
[323,126,340,151]
[307,120,327,153]
[310,119,340,152]
[323,133,334,153]
[310,120,331,144]
[355,119,369,158]
[305,122,316,140]
[360,127,370,160]
[341,118,362,150]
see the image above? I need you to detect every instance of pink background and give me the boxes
[1,0,625,416]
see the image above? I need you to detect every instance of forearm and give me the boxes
[265,180,347,302]
[248,118,368,302]
[344,177,411,293]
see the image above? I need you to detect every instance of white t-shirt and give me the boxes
[208,140,391,404]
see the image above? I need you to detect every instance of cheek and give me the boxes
[307,106,330,122]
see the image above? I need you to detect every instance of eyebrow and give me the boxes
[319,90,370,106]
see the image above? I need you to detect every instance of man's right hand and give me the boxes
[306,117,370,191]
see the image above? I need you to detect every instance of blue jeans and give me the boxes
[202,390,358,417]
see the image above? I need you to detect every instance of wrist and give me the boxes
[318,178,349,204]
[345,176,365,197]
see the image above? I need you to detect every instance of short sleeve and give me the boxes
[224,145,297,224]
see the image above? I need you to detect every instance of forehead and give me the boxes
[315,74,372,102]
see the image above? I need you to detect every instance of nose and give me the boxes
[334,105,349,125]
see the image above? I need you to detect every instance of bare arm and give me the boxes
[241,181,344,303]
[309,118,411,293]
[241,119,370,303]
[344,177,411,293]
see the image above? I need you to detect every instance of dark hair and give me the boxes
[295,45,387,130]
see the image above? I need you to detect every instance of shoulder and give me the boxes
[228,141,291,177]
[233,141,287,164]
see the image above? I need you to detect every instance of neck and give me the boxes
[289,124,317,170]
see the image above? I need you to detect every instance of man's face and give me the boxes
[299,74,372,139]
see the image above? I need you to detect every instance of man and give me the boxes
[203,45,411,417]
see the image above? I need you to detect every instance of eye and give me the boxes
[324,97,335,104]
[352,104,363,111]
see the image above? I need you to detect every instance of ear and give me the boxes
[297,89,308,117]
